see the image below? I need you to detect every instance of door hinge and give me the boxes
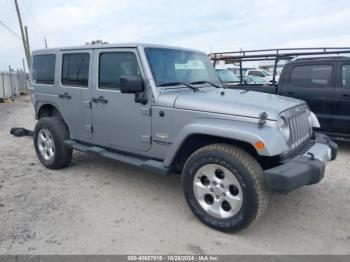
[141,108,152,116]
[84,101,92,108]
[141,135,151,144]
[85,124,93,133]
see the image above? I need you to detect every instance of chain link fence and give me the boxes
[0,70,28,100]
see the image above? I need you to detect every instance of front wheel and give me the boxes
[182,143,269,232]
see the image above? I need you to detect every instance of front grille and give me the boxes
[285,138,314,160]
[287,106,312,149]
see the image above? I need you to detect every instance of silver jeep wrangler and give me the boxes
[30,43,337,232]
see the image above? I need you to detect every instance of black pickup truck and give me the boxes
[220,56,350,141]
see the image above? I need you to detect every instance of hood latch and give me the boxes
[258,112,268,128]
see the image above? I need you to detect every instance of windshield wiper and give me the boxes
[190,81,222,88]
[158,82,199,92]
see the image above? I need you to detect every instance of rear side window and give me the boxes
[62,53,90,87]
[99,52,140,90]
[342,65,350,88]
[32,54,56,85]
[290,65,332,88]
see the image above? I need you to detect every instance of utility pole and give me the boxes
[22,58,28,94]
[8,66,14,97]
[24,25,31,60]
[1,71,5,100]
[44,37,48,48]
[14,0,30,67]
[22,58,26,74]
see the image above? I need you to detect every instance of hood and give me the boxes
[157,88,305,120]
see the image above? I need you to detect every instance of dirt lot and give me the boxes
[0,95,349,255]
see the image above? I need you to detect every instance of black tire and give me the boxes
[182,143,269,232]
[33,117,72,169]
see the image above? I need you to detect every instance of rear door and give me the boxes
[90,48,151,152]
[334,63,350,133]
[279,63,336,131]
[57,51,93,141]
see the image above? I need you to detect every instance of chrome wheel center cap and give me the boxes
[213,187,221,197]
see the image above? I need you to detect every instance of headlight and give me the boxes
[278,116,291,141]
[306,108,320,128]
[306,108,313,126]
[309,112,320,128]
[308,115,313,127]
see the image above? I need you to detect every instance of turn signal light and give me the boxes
[255,141,265,151]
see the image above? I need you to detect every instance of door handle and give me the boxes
[58,92,71,99]
[286,91,294,95]
[92,96,108,104]
[340,94,350,99]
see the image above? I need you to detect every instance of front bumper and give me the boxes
[264,133,337,193]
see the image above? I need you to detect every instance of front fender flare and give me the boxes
[163,118,288,167]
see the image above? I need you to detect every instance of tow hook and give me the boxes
[307,152,315,160]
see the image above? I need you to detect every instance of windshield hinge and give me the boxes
[85,124,93,133]
[84,101,92,108]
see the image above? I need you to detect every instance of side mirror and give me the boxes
[120,76,144,94]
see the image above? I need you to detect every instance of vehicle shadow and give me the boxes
[68,150,345,240]
[336,140,350,153]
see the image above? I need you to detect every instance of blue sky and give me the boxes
[1,0,350,70]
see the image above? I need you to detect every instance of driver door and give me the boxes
[90,48,151,153]
[334,63,350,133]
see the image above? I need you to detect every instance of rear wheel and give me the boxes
[182,143,269,232]
[34,117,72,169]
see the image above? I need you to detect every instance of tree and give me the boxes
[85,40,108,45]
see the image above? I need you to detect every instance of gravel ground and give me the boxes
[0,95,349,255]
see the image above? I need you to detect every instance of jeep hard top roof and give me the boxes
[32,43,205,55]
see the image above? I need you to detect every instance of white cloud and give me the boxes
[0,0,350,70]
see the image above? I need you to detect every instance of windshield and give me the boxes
[261,70,272,76]
[145,48,220,87]
[245,76,265,84]
[216,69,240,83]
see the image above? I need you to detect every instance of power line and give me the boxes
[14,0,31,67]
[19,0,48,48]
[0,20,21,40]
[19,0,45,38]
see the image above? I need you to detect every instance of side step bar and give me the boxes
[64,140,170,175]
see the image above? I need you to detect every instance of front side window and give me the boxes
[32,54,56,85]
[342,65,350,88]
[99,52,140,90]
[290,65,332,88]
[145,48,220,86]
[61,53,90,87]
